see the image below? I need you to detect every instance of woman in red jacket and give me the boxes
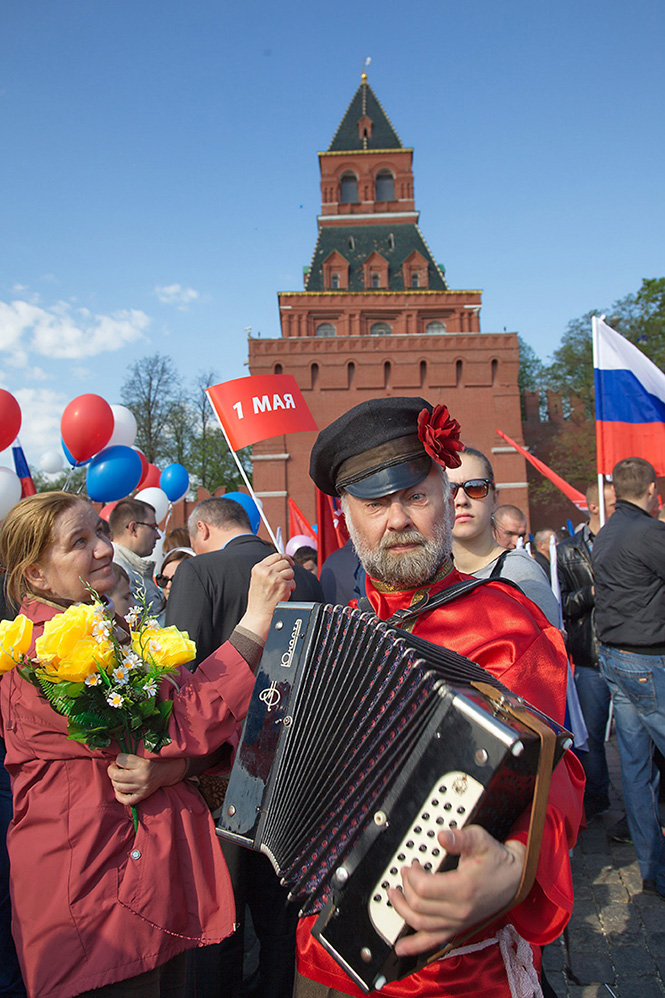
[0,491,294,998]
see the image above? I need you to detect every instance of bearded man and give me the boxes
[295,396,584,998]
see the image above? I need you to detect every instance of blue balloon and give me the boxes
[224,491,261,534]
[160,463,190,502]
[86,445,143,502]
[62,438,91,467]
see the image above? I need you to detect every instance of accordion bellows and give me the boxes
[218,602,569,992]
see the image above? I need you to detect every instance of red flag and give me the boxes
[206,374,317,451]
[496,429,587,511]
[288,498,317,543]
[316,489,350,566]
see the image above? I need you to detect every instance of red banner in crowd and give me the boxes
[496,429,587,511]
[288,498,317,543]
[316,489,350,567]
[206,375,317,451]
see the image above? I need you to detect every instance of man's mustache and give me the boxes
[380,531,426,551]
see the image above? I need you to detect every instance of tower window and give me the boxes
[388,233,395,251]
[331,273,340,289]
[411,273,420,288]
[426,320,447,335]
[371,273,380,288]
[375,171,395,201]
[340,173,359,204]
[316,322,336,337]
[348,236,355,251]
[370,322,392,336]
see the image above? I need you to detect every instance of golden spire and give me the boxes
[361,56,371,83]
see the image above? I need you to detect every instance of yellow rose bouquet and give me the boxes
[0,591,196,829]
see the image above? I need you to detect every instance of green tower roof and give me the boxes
[328,76,403,152]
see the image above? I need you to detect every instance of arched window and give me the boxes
[370,322,392,336]
[347,361,355,388]
[316,322,336,337]
[384,361,391,389]
[274,363,283,375]
[491,359,498,385]
[340,173,359,204]
[420,360,427,387]
[426,320,447,335]
[311,363,319,388]
[376,170,395,201]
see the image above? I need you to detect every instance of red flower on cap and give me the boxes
[417,405,464,469]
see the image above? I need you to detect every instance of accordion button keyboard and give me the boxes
[368,770,484,945]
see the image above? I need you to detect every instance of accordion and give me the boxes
[217,602,571,992]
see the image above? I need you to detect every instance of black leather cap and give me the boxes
[309,397,434,498]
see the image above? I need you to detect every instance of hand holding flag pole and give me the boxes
[206,374,318,551]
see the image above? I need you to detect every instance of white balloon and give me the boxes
[39,450,64,474]
[108,405,138,448]
[0,466,23,520]
[135,486,169,524]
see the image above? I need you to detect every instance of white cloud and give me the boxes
[155,283,200,310]
[4,386,69,465]
[0,298,150,363]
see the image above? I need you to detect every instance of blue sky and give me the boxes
[1,0,663,466]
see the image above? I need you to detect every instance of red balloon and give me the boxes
[140,463,161,490]
[61,394,114,463]
[133,447,149,488]
[99,500,119,522]
[0,390,21,452]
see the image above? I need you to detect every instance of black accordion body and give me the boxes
[217,602,570,993]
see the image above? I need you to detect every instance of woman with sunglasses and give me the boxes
[156,548,194,600]
[449,448,561,626]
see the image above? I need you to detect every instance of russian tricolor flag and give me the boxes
[593,316,665,476]
[11,438,37,497]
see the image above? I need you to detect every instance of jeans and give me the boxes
[599,645,665,889]
[574,665,611,799]
[0,742,26,997]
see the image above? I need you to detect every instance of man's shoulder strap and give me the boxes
[357,577,490,628]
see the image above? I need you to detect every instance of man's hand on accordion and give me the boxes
[389,826,526,957]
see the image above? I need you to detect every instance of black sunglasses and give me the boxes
[450,479,494,500]
[155,573,173,589]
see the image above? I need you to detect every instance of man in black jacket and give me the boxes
[166,496,323,998]
[593,458,665,899]
[557,481,615,818]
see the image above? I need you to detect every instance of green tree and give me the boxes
[121,354,184,464]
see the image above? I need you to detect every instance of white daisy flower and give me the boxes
[107,692,125,708]
[122,651,142,670]
[111,665,129,685]
[143,679,158,696]
[85,673,102,686]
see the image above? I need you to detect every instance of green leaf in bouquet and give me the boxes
[156,700,173,723]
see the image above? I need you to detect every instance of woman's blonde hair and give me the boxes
[0,492,84,605]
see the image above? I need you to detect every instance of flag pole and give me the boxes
[208,401,281,550]
[592,315,606,528]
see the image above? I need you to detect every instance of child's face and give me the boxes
[110,577,132,617]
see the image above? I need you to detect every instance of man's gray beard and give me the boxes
[346,520,452,590]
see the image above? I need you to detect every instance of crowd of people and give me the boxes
[0,393,663,998]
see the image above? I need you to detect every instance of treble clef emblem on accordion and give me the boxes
[259,681,281,712]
